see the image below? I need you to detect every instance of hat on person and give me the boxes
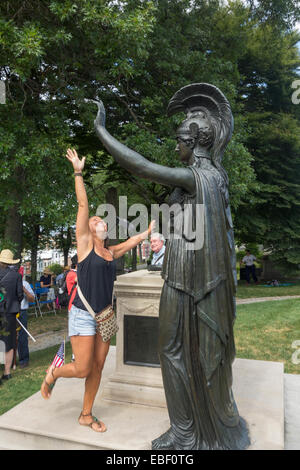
[43,267,52,275]
[0,249,20,265]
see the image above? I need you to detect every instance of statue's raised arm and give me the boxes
[90,99,195,195]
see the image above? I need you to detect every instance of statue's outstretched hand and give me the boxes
[85,98,106,128]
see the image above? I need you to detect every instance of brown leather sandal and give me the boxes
[78,412,107,433]
[41,366,57,399]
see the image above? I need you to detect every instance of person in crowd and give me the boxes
[56,266,70,309]
[41,148,155,434]
[56,266,69,286]
[67,255,78,312]
[40,268,56,310]
[0,250,23,381]
[150,233,165,267]
[242,250,258,285]
[67,255,78,363]
[18,272,35,368]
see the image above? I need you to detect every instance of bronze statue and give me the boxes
[91,83,250,450]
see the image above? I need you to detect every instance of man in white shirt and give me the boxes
[242,250,258,285]
[18,278,35,368]
[150,233,165,266]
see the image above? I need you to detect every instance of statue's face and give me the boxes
[175,134,194,163]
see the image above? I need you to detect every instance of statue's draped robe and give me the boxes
[159,166,250,450]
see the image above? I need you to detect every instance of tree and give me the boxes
[0,0,157,256]
[1,0,300,272]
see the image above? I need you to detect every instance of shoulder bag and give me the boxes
[77,284,119,343]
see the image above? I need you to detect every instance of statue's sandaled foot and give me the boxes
[152,428,175,450]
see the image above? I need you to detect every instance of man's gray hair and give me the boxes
[150,232,165,243]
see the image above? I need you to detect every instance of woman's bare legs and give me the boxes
[41,335,95,398]
[79,334,110,432]
[41,334,110,432]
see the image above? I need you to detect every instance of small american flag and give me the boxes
[50,341,65,368]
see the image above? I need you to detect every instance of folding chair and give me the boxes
[35,287,57,317]
[27,284,39,318]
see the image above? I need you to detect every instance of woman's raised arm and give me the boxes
[65,148,92,260]
[109,221,155,260]
[91,100,195,195]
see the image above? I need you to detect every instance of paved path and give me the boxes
[27,295,300,353]
[29,329,69,353]
[236,295,300,305]
[284,374,300,450]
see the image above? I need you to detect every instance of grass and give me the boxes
[0,342,73,415]
[0,333,116,416]
[0,297,299,416]
[27,308,68,336]
[236,280,300,299]
[235,298,300,374]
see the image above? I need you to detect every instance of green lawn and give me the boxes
[236,280,300,299]
[235,298,300,374]
[0,342,73,415]
[0,298,299,416]
[0,334,116,416]
[27,308,68,336]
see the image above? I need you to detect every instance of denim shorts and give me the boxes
[68,304,97,337]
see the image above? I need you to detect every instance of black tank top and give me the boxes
[73,248,116,313]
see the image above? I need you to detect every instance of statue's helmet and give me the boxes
[167,83,234,163]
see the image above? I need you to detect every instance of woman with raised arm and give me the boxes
[41,148,154,433]
[90,84,251,450]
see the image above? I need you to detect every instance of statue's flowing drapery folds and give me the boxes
[160,166,249,449]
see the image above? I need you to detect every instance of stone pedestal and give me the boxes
[102,269,167,408]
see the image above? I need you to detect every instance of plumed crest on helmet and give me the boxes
[167,83,234,156]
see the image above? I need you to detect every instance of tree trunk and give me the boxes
[59,225,72,267]
[132,246,137,272]
[105,187,125,275]
[63,226,72,266]
[30,223,40,284]
[138,243,143,262]
[4,205,23,260]
[4,167,24,259]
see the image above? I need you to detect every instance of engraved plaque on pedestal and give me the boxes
[124,315,160,367]
[101,270,167,408]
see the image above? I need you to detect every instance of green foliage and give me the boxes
[0,0,300,268]
[238,112,300,267]
[47,264,64,275]
[0,239,18,254]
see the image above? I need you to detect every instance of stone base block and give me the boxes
[0,348,284,450]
